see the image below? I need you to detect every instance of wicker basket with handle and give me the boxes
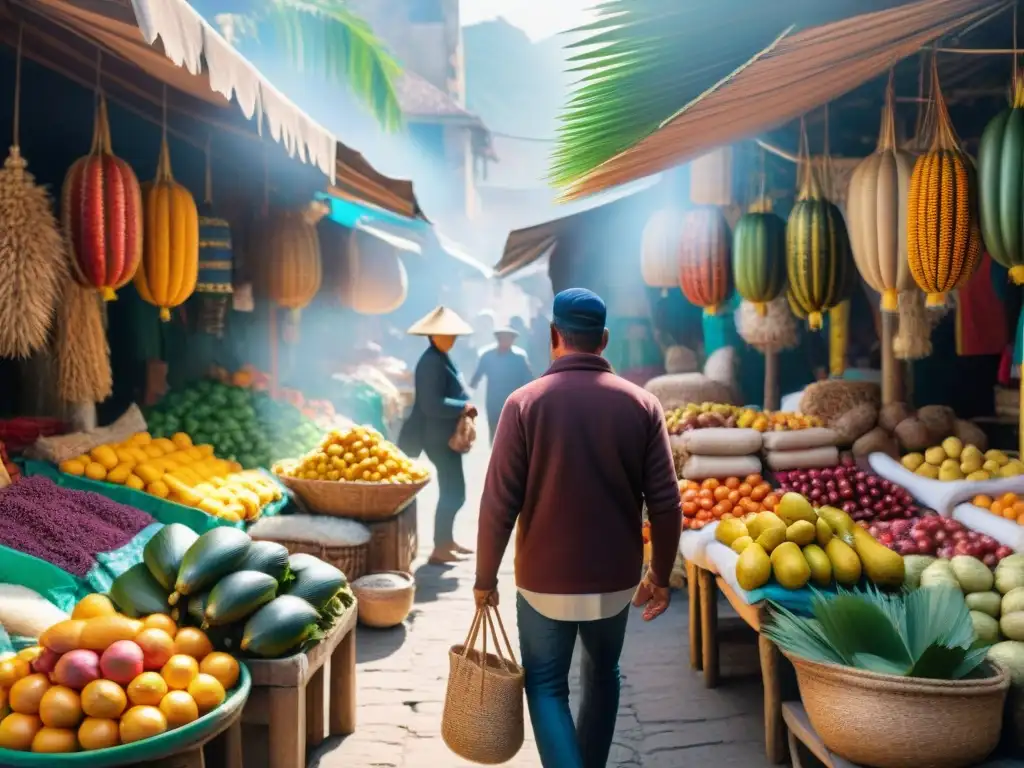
[787,652,1008,768]
[278,474,429,521]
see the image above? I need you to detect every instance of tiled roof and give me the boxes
[396,70,479,122]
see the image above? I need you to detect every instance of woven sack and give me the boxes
[25,404,146,464]
[449,414,477,454]
[442,606,524,764]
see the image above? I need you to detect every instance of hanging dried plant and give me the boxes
[54,280,112,403]
[0,146,68,358]
[735,296,798,353]
[894,290,947,361]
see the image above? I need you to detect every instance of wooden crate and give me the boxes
[366,499,418,573]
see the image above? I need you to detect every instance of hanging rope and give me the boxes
[12,24,23,148]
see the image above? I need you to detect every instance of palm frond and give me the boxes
[224,0,403,131]
[549,0,922,189]
[763,585,989,681]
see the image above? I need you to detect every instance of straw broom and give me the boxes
[54,280,112,404]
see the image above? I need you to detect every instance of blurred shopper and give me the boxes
[470,326,534,444]
[398,307,478,564]
[473,288,681,768]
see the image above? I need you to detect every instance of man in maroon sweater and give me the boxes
[474,287,681,768]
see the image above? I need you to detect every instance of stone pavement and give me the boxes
[313,440,774,768]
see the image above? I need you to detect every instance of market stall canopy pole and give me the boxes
[557,0,1007,202]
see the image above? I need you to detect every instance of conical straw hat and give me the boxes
[407,306,473,336]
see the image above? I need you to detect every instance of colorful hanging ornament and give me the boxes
[265,203,324,342]
[907,57,982,307]
[640,209,681,294]
[61,95,142,301]
[678,206,731,315]
[786,116,853,330]
[196,138,233,337]
[847,70,914,312]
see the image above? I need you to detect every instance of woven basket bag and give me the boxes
[441,606,524,763]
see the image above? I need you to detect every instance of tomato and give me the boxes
[687,480,701,491]
[682,489,698,502]
[716,499,733,514]
[724,477,741,489]
[713,486,730,501]
[745,474,763,487]
[737,483,753,497]
[727,490,741,505]
[762,494,778,510]
[750,484,769,502]
[682,501,698,516]
[701,478,720,491]
[699,497,715,511]
[741,498,760,513]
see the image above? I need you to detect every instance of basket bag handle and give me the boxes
[460,605,520,699]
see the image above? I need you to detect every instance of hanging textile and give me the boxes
[956,254,1008,357]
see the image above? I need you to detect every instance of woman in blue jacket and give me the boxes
[398,307,477,564]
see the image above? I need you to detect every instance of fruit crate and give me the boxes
[366,499,418,573]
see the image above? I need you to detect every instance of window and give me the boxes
[408,0,444,23]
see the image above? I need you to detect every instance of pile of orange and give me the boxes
[973,492,1024,525]
[0,595,241,754]
[681,475,777,531]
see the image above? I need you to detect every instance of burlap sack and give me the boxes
[26,404,146,465]
[442,606,524,764]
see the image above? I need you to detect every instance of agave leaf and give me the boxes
[811,592,912,669]
[905,587,974,661]
[909,644,968,680]
[851,652,911,676]
[763,603,844,666]
[953,646,992,680]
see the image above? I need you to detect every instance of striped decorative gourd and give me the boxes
[786,154,852,331]
[907,63,982,307]
[135,137,199,321]
[61,96,142,300]
[678,206,731,315]
[266,208,322,323]
[978,76,1024,284]
[640,209,681,292]
[847,76,914,311]
[732,203,785,316]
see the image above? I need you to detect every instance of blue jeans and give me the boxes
[516,593,629,768]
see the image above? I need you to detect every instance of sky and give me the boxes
[459,0,597,40]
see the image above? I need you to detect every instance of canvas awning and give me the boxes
[10,0,422,218]
[559,0,1004,201]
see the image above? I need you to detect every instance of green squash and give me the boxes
[143,523,199,591]
[109,563,170,618]
[979,82,1024,284]
[170,527,251,606]
[241,595,322,659]
[204,571,278,628]
[733,211,786,313]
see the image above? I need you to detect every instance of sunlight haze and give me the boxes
[459,0,597,39]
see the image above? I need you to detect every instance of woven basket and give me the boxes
[271,538,369,582]
[279,475,429,520]
[788,653,1008,768]
[351,571,415,628]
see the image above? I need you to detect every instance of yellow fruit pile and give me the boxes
[275,426,429,484]
[900,438,1024,482]
[718,492,904,591]
[666,403,823,434]
[58,432,281,523]
[0,595,239,754]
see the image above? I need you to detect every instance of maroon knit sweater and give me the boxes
[475,354,681,594]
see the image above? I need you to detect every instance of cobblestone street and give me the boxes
[315,440,773,767]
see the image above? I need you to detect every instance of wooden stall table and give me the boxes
[241,604,358,768]
[693,564,786,764]
[782,702,1015,768]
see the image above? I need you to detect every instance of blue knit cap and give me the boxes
[552,288,607,333]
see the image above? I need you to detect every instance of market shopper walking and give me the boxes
[398,306,478,565]
[473,288,682,768]
[470,326,534,444]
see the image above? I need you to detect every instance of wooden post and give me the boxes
[698,568,719,688]
[687,560,702,671]
[268,303,279,398]
[759,634,787,763]
[881,310,902,405]
[763,348,780,410]
[329,628,357,736]
[268,687,305,768]
[306,666,326,748]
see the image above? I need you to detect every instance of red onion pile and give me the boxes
[866,516,1012,565]
[774,456,919,523]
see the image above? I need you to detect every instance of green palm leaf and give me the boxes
[550,0,920,189]
[210,0,402,131]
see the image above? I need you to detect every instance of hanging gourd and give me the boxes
[640,209,681,294]
[979,73,1024,284]
[907,58,982,307]
[61,95,142,301]
[0,28,67,358]
[195,139,233,337]
[786,116,853,330]
[265,203,323,340]
[678,206,731,315]
[337,228,408,315]
[847,71,914,312]
[136,95,199,322]
[733,167,785,316]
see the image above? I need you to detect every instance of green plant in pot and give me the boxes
[763,586,991,679]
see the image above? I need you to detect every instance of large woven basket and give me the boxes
[271,538,369,582]
[787,653,1008,768]
[279,475,429,520]
[351,571,415,628]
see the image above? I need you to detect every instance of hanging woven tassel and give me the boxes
[828,301,850,378]
[197,134,233,337]
[54,280,112,403]
[0,26,67,358]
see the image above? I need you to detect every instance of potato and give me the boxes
[894,417,932,452]
[917,405,956,442]
[878,402,914,433]
[953,419,988,453]
[830,403,879,446]
[852,427,899,459]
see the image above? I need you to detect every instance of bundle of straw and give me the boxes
[894,290,947,361]
[54,280,112,404]
[735,296,798,352]
[0,147,67,358]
